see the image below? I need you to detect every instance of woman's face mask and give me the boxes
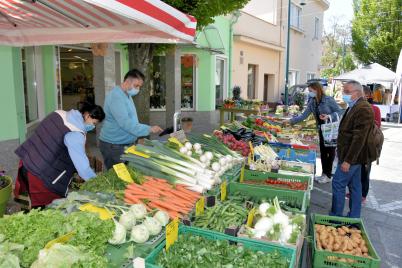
[308,91,317,98]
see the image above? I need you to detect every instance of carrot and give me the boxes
[124,195,142,204]
[151,199,188,213]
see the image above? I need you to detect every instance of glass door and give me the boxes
[181,55,196,110]
[215,57,227,109]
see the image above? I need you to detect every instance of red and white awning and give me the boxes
[0,0,197,46]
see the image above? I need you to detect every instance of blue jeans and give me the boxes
[330,164,362,218]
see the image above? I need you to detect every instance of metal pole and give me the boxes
[284,0,291,106]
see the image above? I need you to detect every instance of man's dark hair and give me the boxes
[124,69,145,81]
[363,85,372,95]
[79,102,105,122]
[181,117,193,123]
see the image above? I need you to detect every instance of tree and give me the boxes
[351,0,402,70]
[128,0,250,124]
[320,17,356,78]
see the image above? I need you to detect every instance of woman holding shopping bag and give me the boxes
[284,82,343,183]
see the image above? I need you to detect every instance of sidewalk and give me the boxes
[312,123,402,268]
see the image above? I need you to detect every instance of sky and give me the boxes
[324,0,354,32]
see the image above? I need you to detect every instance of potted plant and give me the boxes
[0,171,12,217]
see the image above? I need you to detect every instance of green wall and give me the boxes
[42,46,57,114]
[0,46,25,142]
[181,16,231,111]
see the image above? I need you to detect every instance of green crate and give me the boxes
[145,225,296,268]
[222,164,242,181]
[228,182,309,214]
[242,169,314,191]
[310,214,381,268]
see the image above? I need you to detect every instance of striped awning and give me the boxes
[0,0,197,46]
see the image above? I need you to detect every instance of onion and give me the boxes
[179,147,188,154]
[186,151,192,156]
[219,158,227,166]
[205,152,213,160]
[200,155,208,163]
[211,162,221,172]
[185,142,193,150]
[193,143,201,151]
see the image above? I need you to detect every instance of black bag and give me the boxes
[366,123,384,164]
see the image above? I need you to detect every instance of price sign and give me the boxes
[79,203,114,220]
[220,181,227,201]
[247,207,256,227]
[195,197,205,216]
[45,231,75,249]
[113,163,134,183]
[165,218,179,251]
[125,146,150,158]
[240,164,245,183]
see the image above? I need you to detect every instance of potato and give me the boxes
[363,253,369,257]
[341,240,348,252]
[328,234,334,246]
[341,226,350,234]
[339,258,347,262]
[333,243,341,251]
[320,230,329,240]
[361,245,368,253]
[337,227,346,236]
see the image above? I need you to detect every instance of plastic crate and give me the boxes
[145,225,296,268]
[241,169,314,191]
[310,214,381,268]
[280,161,315,175]
[221,164,242,182]
[228,182,309,214]
[278,148,316,164]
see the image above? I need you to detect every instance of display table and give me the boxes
[376,104,399,119]
[219,107,269,125]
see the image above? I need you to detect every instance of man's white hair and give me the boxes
[344,80,364,94]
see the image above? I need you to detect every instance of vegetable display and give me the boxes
[245,179,308,191]
[123,177,201,219]
[156,234,290,268]
[213,130,250,156]
[0,209,114,267]
[315,224,371,261]
[80,166,144,193]
[193,201,248,232]
[243,198,305,245]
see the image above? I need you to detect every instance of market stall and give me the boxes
[0,111,382,267]
[334,63,399,121]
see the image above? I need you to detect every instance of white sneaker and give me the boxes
[317,174,332,184]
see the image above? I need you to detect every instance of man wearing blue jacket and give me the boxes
[100,69,162,169]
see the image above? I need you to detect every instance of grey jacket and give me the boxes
[290,95,342,126]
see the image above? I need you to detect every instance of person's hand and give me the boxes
[319,114,329,120]
[150,125,163,134]
[341,162,350,173]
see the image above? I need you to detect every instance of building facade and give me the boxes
[232,0,329,102]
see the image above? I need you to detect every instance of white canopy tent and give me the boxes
[392,49,402,123]
[334,63,399,121]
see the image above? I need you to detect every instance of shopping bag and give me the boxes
[320,113,340,147]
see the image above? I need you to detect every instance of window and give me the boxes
[314,17,320,39]
[215,57,227,109]
[307,73,316,81]
[21,47,39,124]
[288,70,299,86]
[247,64,257,99]
[181,55,196,109]
[290,3,302,29]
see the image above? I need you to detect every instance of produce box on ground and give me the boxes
[241,169,314,191]
[227,182,309,214]
[237,197,306,268]
[0,175,12,217]
[145,225,296,268]
[311,214,381,268]
[280,161,315,175]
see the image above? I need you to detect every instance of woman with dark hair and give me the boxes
[14,103,105,207]
[285,82,342,184]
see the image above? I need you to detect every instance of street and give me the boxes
[311,123,402,268]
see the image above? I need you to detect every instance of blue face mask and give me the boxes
[85,124,95,132]
[127,88,139,97]
[308,91,317,98]
[342,94,352,104]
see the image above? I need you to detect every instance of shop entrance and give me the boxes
[58,46,94,110]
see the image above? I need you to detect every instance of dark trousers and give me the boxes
[361,163,372,198]
[319,130,336,178]
[99,140,130,170]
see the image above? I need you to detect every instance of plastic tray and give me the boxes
[228,182,309,214]
[310,214,381,268]
[278,148,317,164]
[145,225,296,268]
[241,169,314,191]
[280,161,315,175]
